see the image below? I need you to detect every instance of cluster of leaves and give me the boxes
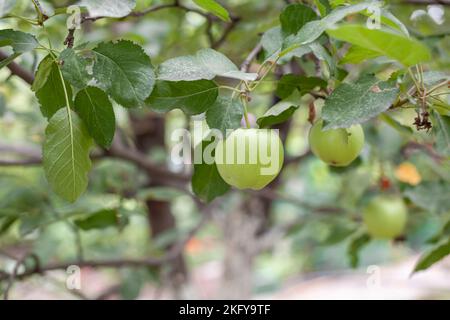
[0,0,449,276]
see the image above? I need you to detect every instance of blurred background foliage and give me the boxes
[0,0,449,299]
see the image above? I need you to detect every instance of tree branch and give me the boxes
[0,51,34,85]
[79,1,239,49]
[211,16,241,49]
[240,43,263,72]
[0,202,214,285]
[0,137,189,183]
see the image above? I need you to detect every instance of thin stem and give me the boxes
[240,95,250,129]
[418,64,425,90]
[2,14,39,25]
[427,80,449,95]
[408,68,421,93]
[219,85,243,94]
[31,0,47,24]
[250,58,279,91]
[428,92,450,98]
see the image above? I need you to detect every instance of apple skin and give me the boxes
[309,120,364,167]
[363,196,408,239]
[214,128,284,190]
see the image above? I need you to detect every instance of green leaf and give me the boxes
[158,48,257,82]
[74,209,119,230]
[0,216,17,235]
[0,29,38,69]
[43,109,93,203]
[261,26,283,58]
[0,52,21,69]
[322,74,398,129]
[276,74,327,99]
[280,4,318,36]
[327,24,431,66]
[206,96,243,135]
[193,0,230,22]
[380,9,409,36]
[93,40,155,108]
[427,219,450,244]
[192,139,230,202]
[404,181,450,215]
[282,1,374,54]
[260,26,324,64]
[120,269,146,300]
[74,87,115,148]
[314,0,332,17]
[147,80,218,115]
[433,112,450,157]
[413,238,450,273]
[308,42,337,76]
[60,48,92,89]
[422,71,450,86]
[257,94,300,128]
[35,55,74,118]
[347,232,370,268]
[80,0,136,18]
[379,113,413,138]
[0,94,5,116]
[32,55,54,92]
[323,219,357,246]
[340,45,382,64]
[0,29,38,53]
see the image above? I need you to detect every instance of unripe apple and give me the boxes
[363,195,408,239]
[215,128,284,190]
[309,120,364,166]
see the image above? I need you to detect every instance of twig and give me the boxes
[240,43,263,72]
[0,51,34,85]
[0,137,190,184]
[211,17,241,49]
[0,204,214,283]
[3,254,40,300]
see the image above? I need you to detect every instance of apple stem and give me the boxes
[241,95,251,128]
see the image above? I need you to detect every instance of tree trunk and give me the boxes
[131,112,187,295]
[220,94,291,298]
[220,196,267,299]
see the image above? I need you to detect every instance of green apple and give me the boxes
[363,195,408,239]
[309,120,364,167]
[214,128,284,190]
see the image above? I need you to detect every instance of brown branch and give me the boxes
[0,159,42,166]
[211,16,241,49]
[240,43,263,72]
[0,136,189,183]
[105,134,190,184]
[80,1,239,49]
[0,203,213,284]
[82,1,218,24]
[402,141,444,162]
[3,254,40,300]
[0,51,34,85]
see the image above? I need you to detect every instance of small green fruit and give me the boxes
[215,128,284,190]
[363,195,408,239]
[309,120,364,166]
